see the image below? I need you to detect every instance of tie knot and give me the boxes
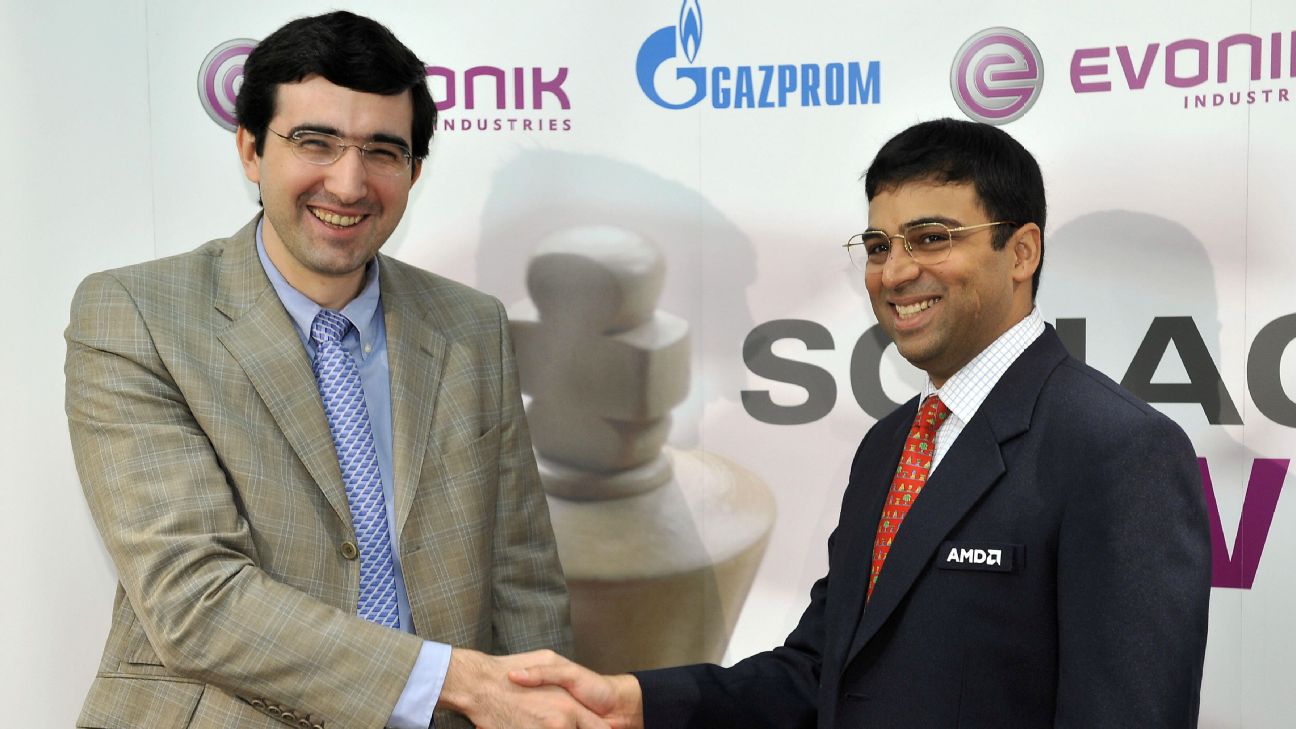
[311,309,352,346]
[917,394,951,433]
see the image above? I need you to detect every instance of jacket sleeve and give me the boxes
[486,297,573,656]
[634,570,823,729]
[1053,408,1211,727]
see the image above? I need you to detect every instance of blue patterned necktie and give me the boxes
[310,309,400,628]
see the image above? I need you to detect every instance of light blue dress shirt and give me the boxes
[256,222,450,729]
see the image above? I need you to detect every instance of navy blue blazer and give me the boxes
[638,326,1210,728]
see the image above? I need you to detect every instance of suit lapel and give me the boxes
[842,327,1070,667]
[831,411,911,654]
[844,420,1007,662]
[213,217,352,526]
[379,258,448,541]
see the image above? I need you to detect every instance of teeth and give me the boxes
[896,298,939,319]
[310,208,364,227]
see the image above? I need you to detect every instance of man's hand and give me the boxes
[508,658,644,729]
[438,648,611,729]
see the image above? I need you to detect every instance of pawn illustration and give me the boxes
[510,225,775,673]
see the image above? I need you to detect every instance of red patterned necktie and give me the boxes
[867,394,951,601]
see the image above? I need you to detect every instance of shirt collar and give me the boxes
[920,307,1046,425]
[255,217,382,349]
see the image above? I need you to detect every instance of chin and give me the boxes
[894,343,935,371]
[306,257,366,278]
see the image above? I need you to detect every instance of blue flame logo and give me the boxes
[679,0,702,64]
[636,0,707,109]
[635,0,882,111]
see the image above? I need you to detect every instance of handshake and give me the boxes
[440,648,645,729]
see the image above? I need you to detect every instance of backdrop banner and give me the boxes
[9,1,1294,726]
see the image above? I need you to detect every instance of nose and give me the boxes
[323,145,369,203]
[879,240,920,288]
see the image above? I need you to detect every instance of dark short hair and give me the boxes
[235,11,435,162]
[864,118,1046,297]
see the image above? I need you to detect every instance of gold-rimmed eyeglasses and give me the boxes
[267,128,413,177]
[844,221,1017,270]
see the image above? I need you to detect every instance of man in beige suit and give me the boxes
[65,12,605,729]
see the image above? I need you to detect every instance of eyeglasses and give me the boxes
[267,128,413,177]
[844,221,1017,270]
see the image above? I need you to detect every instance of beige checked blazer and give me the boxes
[65,217,571,729]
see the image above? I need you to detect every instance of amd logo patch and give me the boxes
[937,541,1021,573]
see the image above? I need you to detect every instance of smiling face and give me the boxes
[237,74,422,309]
[865,180,1040,386]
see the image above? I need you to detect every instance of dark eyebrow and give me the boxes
[370,133,412,152]
[902,216,962,229]
[287,124,340,137]
[864,216,964,232]
[285,125,411,152]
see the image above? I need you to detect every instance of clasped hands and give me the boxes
[440,648,643,729]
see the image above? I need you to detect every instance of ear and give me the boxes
[1009,222,1042,285]
[409,158,423,186]
[235,126,261,184]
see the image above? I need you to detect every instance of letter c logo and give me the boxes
[198,38,257,131]
[950,27,1043,125]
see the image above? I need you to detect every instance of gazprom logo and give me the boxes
[635,0,881,110]
[950,27,1044,125]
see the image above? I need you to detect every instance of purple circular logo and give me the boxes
[197,38,257,132]
[950,27,1043,125]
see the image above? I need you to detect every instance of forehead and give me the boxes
[271,74,414,141]
[867,180,988,227]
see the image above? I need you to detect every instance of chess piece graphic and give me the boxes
[510,225,775,672]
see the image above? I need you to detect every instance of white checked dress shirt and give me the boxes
[921,307,1046,474]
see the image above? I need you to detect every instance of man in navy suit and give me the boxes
[508,119,1212,728]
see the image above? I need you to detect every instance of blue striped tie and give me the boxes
[310,309,400,628]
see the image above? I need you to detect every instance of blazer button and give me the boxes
[340,541,359,560]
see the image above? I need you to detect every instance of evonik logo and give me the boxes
[1070,30,1296,110]
[426,66,572,133]
[198,39,573,133]
[635,0,880,110]
[949,27,1044,125]
[198,39,257,132]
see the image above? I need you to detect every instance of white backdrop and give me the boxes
[5,1,1294,726]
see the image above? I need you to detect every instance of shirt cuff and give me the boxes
[387,640,452,729]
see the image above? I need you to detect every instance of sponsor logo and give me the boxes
[198,38,257,131]
[1071,30,1296,110]
[198,40,573,134]
[635,0,880,110]
[427,66,573,133]
[937,542,1017,572]
[946,547,1003,566]
[949,27,1043,125]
